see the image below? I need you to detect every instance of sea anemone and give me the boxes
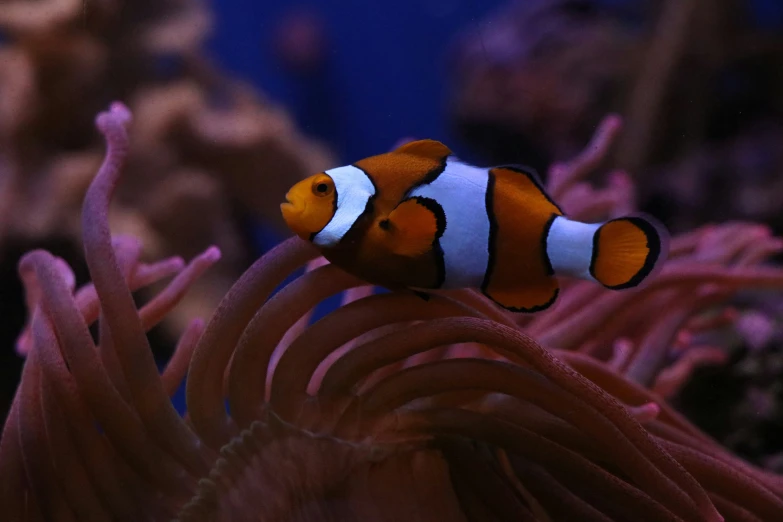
[1,102,782,521]
[0,0,335,347]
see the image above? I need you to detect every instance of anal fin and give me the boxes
[483,277,560,313]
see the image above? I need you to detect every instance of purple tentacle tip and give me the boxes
[203,246,223,263]
[95,101,133,132]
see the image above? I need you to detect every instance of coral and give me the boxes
[3,103,783,521]
[645,121,783,234]
[0,0,335,339]
[448,0,641,166]
[449,0,783,207]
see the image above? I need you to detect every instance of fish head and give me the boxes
[280,172,337,241]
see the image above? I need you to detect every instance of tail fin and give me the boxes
[589,214,670,290]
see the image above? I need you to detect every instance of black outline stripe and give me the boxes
[481,171,498,293]
[420,155,449,187]
[541,213,558,276]
[499,287,559,314]
[351,163,379,195]
[331,184,339,216]
[493,164,564,215]
[329,164,379,245]
[589,216,662,290]
[406,196,447,289]
[336,195,376,246]
[481,172,559,313]
[404,154,449,197]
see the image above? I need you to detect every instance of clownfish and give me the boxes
[280,139,669,312]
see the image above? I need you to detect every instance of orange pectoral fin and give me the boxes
[384,197,445,258]
[484,277,560,313]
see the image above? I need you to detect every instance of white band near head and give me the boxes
[312,165,376,247]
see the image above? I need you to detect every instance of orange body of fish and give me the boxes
[280,139,669,312]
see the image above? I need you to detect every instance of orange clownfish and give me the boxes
[280,139,669,313]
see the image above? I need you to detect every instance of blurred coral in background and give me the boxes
[449,0,783,225]
[0,0,335,417]
[0,0,334,327]
[449,0,641,168]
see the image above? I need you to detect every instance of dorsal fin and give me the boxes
[497,164,546,189]
[394,139,452,161]
[493,165,564,215]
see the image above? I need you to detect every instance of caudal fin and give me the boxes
[589,214,670,290]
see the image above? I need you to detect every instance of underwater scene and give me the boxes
[2,0,783,520]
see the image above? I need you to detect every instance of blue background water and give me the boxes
[207,0,505,163]
[207,0,783,167]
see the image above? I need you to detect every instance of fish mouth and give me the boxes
[280,202,297,222]
[280,193,297,212]
[280,195,305,226]
[280,198,311,239]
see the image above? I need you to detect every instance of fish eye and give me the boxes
[311,178,334,197]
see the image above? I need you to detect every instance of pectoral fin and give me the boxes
[384,196,446,258]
